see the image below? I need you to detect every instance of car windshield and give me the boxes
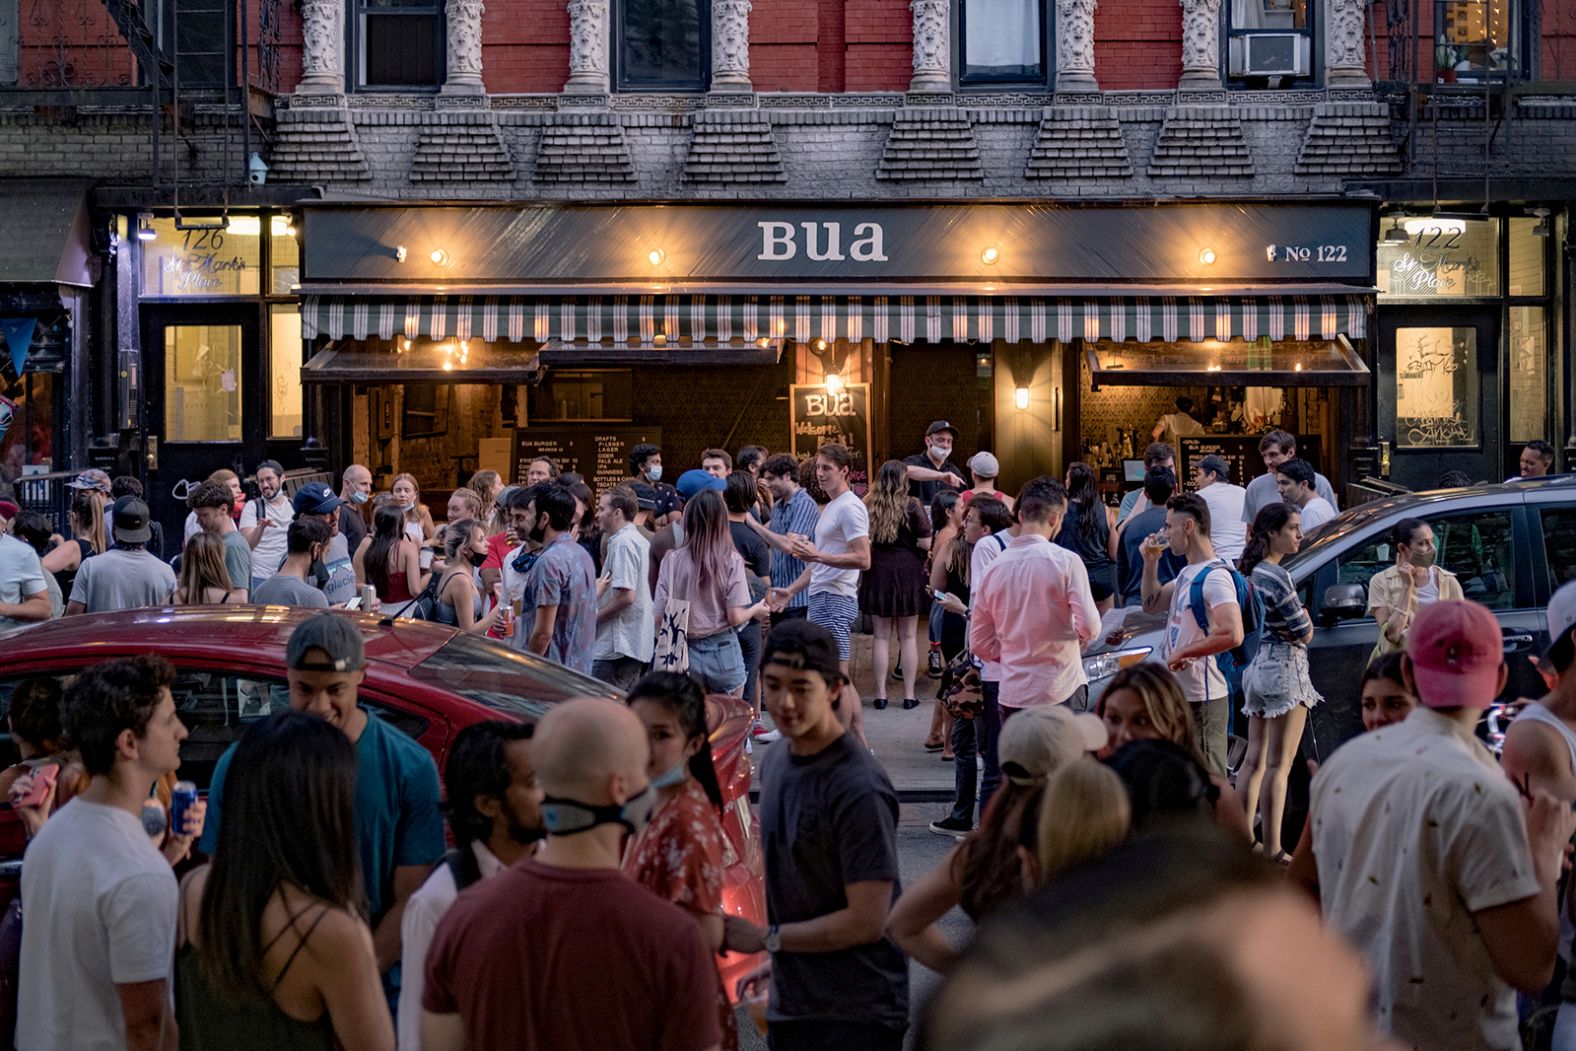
[409,634,617,718]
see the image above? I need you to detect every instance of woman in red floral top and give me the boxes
[622,671,739,1051]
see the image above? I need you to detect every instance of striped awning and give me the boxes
[301,292,1368,345]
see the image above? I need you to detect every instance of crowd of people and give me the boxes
[1,428,1575,1051]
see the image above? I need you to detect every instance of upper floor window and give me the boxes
[616,0,708,90]
[1434,0,1521,82]
[1227,0,1312,86]
[959,0,1048,84]
[353,0,445,90]
[169,0,231,88]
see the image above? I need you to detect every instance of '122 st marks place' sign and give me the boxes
[303,202,1376,288]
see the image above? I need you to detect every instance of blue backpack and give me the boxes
[1187,561,1264,703]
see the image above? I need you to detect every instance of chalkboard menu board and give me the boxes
[790,384,873,492]
[512,426,663,494]
[1179,436,1322,489]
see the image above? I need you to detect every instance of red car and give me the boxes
[0,607,766,998]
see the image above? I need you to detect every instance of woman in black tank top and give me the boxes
[175,713,392,1050]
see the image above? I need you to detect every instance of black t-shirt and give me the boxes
[1116,504,1185,604]
[758,732,908,1029]
[339,504,369,554]
[728,521,771,580]
[901,452,967,505]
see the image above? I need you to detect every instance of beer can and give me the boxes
[171,780,198,838]
[361,584,377,610]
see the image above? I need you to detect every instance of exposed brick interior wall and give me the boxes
[1097,0,1182,89]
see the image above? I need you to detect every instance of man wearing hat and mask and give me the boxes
[292,481,357,607]
[903,421,968,504]
[1299,599,1576,1051]
[64,497,175,614]
[200,613,445,1006]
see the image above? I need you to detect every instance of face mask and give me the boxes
[1408,547,1437,569]
[350,490,369,505]
[466,549,488,568]
[650,758,688,790]
[540,785,656,837]
[929,445,948,463]
[398,502,415,513]
[645,465,662,482]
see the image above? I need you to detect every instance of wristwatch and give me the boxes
[764,924,781,953]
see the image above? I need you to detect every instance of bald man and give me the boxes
[338,464,373,553]
[421,699,721,1051]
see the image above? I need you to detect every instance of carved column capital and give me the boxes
[1178,0,1223,89]
[298,0,344,93]
[1054,0,1099,92]
[564,0,611,95]
[441,0,486,94]
[908,0,951,93]
[711,0,753,90]
[1325,0,1371,88]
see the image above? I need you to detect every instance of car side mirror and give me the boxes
[1321,584,1368,623]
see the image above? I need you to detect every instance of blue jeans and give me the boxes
[687,630,746,694]
[978,680,1003,816]
[948,712,978,826]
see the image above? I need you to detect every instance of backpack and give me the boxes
[390,572,443,621]
[1187,561,1264,703]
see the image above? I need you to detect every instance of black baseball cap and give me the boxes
[110,496,153,544]
[926,420,958,440]
[286,613,366,673]
[761,620,845,683]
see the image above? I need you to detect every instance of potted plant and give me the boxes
[1435,44,1459,83]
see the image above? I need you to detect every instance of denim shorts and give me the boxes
[687,630,746,694]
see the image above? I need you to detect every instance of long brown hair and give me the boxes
[176,532,234,603]
[865,459,911,545]
[677,490,737,597]
[198,713,363,1006]
[1099,664,1204,765]
[955,782,1041,922]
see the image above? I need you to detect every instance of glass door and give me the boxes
[141,305,259,547]
[1377,308,1500,491]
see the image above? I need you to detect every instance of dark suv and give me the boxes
[1083,477,1576,760]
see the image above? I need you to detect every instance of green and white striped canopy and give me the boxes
[302,292,1368,346]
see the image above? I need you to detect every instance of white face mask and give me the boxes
[645,464,663,482]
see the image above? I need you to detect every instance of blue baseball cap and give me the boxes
[676,469,727,501]
[292,481,344,516]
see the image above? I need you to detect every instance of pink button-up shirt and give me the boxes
[969,533,1100,709]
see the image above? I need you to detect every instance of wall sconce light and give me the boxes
[1014,385,1030,411]
[1198,247,1217,266]
[981,246,1000,265]
[429,248,450,266]
[394,245,408,263]
[813,338,827,351]
[825,372,844,393]
[648,249,666,265]
[1382,218,1410,244]
[136,213,157,241]
[1531,208,1552,237]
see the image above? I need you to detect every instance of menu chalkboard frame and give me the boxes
[789,383,873,493]
[511,425,664,495]
[1179,435,1323,490]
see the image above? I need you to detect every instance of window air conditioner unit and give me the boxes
[1229,33,1311,77]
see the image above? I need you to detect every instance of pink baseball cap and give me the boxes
[1406,600,1505,710]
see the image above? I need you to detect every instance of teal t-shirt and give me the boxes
[198,708,445,924]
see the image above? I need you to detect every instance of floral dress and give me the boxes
[622,776,739,1051]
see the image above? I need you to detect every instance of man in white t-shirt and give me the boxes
[1242,430,1337,524]
[592,486,654,693]
[0,530,51,631]
[1274,458,1336,532]
[769,443,869,737]
[1296,600,1576,1051]
[238,459,294,590]
[1140,492,1244,776]
[399,720,541,1051]
[1190,454,1247,564]
[17,654,196,1051]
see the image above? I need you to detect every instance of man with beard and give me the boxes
[1366,518,1463,658]
[238,459,295,591]
[508,485,597,676]
[399,721,543,1050]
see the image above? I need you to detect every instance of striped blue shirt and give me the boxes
[768,487,820,609]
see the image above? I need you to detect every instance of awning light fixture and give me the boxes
[648,249,666,266]
[1198,247,1217,266]
[136,213,157,241]
[430,248,450,266]
[981,246,1000,265]
[1382,218,1410,244]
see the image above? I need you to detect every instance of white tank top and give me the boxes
[1513,703,1576,775]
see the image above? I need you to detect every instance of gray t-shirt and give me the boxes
[1242,471,1338,523]
[220,530,253,593]
[758,732,907,1029]
[251,572,331,609]
[0,535,49,630]
[319,533,357,606]
[69,548,176,612]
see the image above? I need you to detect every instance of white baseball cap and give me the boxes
[1547,580,1576,668]
[967,451,1000,479]
[997,705,1108,787]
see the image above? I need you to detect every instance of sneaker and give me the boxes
[751,721,782,744]
[927,648,944,678]
[928,816,973,839]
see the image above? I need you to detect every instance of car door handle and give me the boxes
[1502,634,1535,653]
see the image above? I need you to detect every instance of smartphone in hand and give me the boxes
[13,764,59,809]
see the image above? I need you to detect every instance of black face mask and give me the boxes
[466,549,488,569]
[539,787,655,837]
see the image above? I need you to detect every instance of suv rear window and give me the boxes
[409,634,617,718]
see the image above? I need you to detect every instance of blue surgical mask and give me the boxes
[351,490,369,505]
[651,759,688,790]
[645,465,663,483]
[398,502,415,513]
